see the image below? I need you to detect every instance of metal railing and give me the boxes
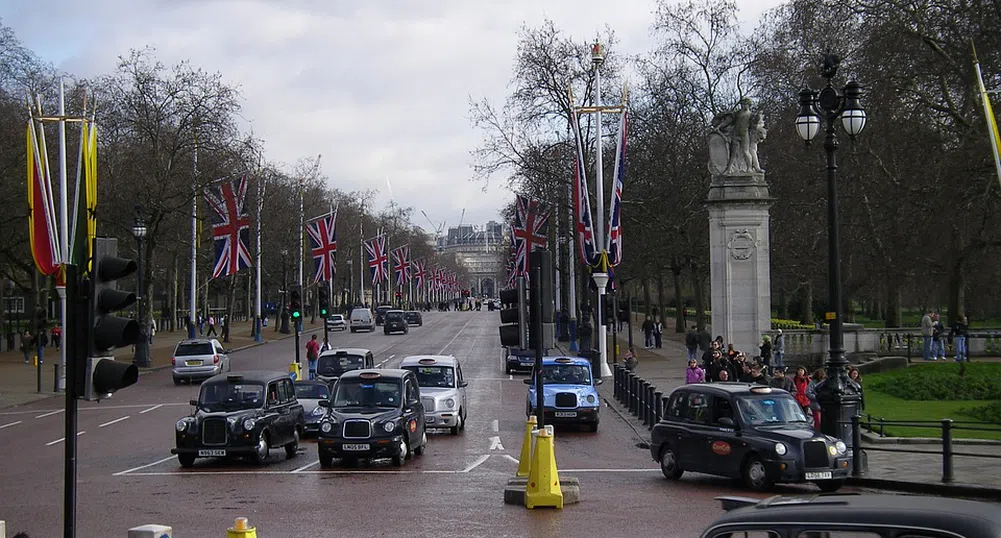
[612,365,665,430]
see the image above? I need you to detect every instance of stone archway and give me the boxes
[480,278,495,298]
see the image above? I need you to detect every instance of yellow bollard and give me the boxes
[227,516,257,538]
[525,425,563,509]
[516,415,538,478]
[288,361,301,381]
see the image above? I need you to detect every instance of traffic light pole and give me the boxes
[532,264,545,430]
[63,265,80,538]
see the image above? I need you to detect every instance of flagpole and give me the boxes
[189,131,198,339]
[54,81,69,390]
[591,42,613,378]
[253,154,263,342]
[298,174,303,333]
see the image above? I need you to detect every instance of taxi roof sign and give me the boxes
[750,386,773,394]
[359,372,381,379]
[418,358,437,365]
[226,374,244,382]
[554,358,573,363]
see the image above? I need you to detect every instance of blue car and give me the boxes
[524,356,602,432]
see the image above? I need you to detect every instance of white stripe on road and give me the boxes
[46,431,85,446]
[560,468,661,473]
[291,460,319,473]
[461,454,491,473]
[491,419,499,432]
[117,465,660,477]
[503,454,520,464]
[2,402,186,417]
[98,416,130,428]
[508,374,513,381]
[139,404,163,414]
[36,409,64,419]
[437,317,474,354]
[113,456,178,476]
[0,420,23,430]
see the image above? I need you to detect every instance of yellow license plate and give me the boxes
[185,360,202,366]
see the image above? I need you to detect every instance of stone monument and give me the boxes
[706,98,772,355]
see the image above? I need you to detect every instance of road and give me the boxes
[0,310,974,537]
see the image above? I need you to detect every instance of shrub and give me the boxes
[771,318,813,329]
[869,364,1001,401]
[958,401,1001,424]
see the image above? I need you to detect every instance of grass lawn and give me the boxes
[862,363,1001,441]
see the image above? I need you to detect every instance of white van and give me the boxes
[349,308,375,333]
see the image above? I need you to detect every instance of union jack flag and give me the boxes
[412,258,426,289]
[435,267,445,291]
[511,195,550,275]
[204,176,252,279]
[306,211,337,283]
[392,245,410,287]
[607,110,627,266]
[364,235,389,285]
[571,111,599,266]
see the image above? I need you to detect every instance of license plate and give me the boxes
[554,411,577,418]
[197,449,226,457]
[342,443,370,451]
[425,416,435,424]
[805,471,832,480]
[185,360,202,366]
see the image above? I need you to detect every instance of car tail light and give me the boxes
[171,357,175,366]
[213,355,220,364]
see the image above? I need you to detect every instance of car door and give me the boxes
[283,378,304,435]
[456,362,467,411]
[705,395,742,477]
[366,352,374,368]
[404,376,425,442]
[680,391,714,474]
[269,381,290,445]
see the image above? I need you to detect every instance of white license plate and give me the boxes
[425,416,435,424]
[342,443,370,451]
[185,360,202,366]
[197,449,226,457]
[805,471,832,480]
[554,411,577,418]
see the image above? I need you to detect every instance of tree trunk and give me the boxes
[643,278,652,318]
[657,274,665,322]
[948,261,964,326]
[802,281,814,326]
[778,287,788,319]
[171,255,178,332]
[672,266,684,332]
[223,273,237,343]
[885,282,902,328]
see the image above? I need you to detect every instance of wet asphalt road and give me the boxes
[0,311,929,537]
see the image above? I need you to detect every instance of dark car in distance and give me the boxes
[374,305,393,326]
[316,369,428,467]
[650,383,850,492]
[172,371,305,467]
[403,311,423,326]
[383,310,409,335]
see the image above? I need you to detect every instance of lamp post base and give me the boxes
[253,317,263,342]
[133,332,152,368]
[816,369,863,446]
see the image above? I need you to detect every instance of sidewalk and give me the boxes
[558,320,1001,500]
[0,318,322,409]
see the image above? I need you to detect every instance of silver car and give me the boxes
[326,314,347,331]
[400,355,467,435]
[171,339,231,385]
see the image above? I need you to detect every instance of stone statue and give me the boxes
[708,97,766,175]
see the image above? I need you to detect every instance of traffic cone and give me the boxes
[525,425,563,509]
[516,415,537,478]
[227,517,257,538]
[288,361,301,381]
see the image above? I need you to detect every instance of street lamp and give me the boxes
[591,270,612,378]
[347,258,354,307]
[131,204,150,368]
[795,53,866,446]
[279,248,290,334]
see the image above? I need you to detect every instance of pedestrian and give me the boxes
[685,359,705,384]
[769,367,796,395]
[931,313,946,360]
[36,327,48,364]
[197,313,205,336]
[51,325,62,350]
[759,334,772,375]
[697,325,711,355]
[653,317,664,349]
[848,366,865,410]
[149,318,157,344]
[642,317,654,349]
[793,367,811,415]
[684,325,699,362]
[773,329,785,370]
[806,369,826,430]
[952,314,969,362]
[305,334,320,380]
[623,346,638,372]
[920,310,934,361]
[20,330,32,364]
[206,315,217,337]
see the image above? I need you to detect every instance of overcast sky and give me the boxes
[5,0,782,233]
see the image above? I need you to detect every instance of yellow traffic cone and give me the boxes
[288,361,301,381]
[525,425,563,509]
[227,517,257,538]
[516,415,537,478]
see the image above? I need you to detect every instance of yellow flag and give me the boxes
[974,43,1001,188]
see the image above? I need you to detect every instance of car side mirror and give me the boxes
[459,381,468,388]
[189,399,198,407]
[595,379,603,385]
[523,379,532,385]
[318,400,330,407]
[719,417,735,427]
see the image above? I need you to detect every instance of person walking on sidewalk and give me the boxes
[685,326,699,361]
[50,325,62,350]
[653,317,664,349]
[759,335,772,375]
[931,313,946,361]
[920,310,934,361]
[305,334,320,380]
[20,330,32,364]
[773,329,785,370]
[952,314,969,362]
[685,359,705,384]
[206,315,217,337]
[642,317,654,349]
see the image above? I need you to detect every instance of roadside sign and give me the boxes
[824,312,836,321]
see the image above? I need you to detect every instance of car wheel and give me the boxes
[658,445,683,480]
[284,428,300,459]
[177,453,196,468]
[460,409,466,430]
[392,438,408,467]
[350,328,356,333]
[450,411,463,435]
[253,433,270,465]
[587,421,599,433]
[414,431,427,455]
[815,479,844,493]
[742,455,772,491]
[172,377,181,386]
[319,452,334,468]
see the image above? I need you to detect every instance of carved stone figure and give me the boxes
[708,97,765,175]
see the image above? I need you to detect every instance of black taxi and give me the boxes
[172,371,305,467]
[650,383,850,492]
[316,369,428,467]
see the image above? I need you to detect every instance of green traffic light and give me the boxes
[292,311,301,319]
[320,309,327,316]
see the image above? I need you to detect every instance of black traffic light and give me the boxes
[83,237,139,400]
[527,250,555,352]
[498,278,527,348]
[290,286,302,320]
[318,285,329,318]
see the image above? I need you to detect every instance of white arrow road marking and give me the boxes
[139,404,163,414]
[98,416,130,428]
[36,409,64,419]
[491,420,499,432]
[0,421,23,430]
[508,374,513,381]
[461,454,491,473]
[113,456,177,476]
[489,436,504,451]
[46,431,84,446]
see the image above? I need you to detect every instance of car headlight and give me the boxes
[586,394,596,404]
[835,440,847,455]
[444,398,455,409]
[775,442,787,456]
[320,422,333,434]
[242,418,256,431]
[311,406,326,416]
[175,419,190,432]
[383,421,396,433]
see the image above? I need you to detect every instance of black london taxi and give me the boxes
[316,369,428,467]
[172,371,305,467]
[703,493,1001,538]
[650,383,850,492]
[403,310,423,326]
[316,348,374,387]
[374,304,393,326]
[383,310,409,335]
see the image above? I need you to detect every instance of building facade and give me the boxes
[438,221,504,297]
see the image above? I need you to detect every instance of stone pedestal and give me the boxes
[707,172,773,356]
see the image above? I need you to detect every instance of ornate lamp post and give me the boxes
[132,204,151,367]
[795,54,867,445]
[279,248,290,334]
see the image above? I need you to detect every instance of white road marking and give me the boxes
[36,409,64,419]
[0,420,23,430]
[560,468,661,473]
[139,404,163,414]
[46,431,85,446]
[113,456,177,476]
[291,460,319,473]
[491,419,499,432]
[462,454,491,473]
[437,317,474,354]
[488,436,504,451]
[508,374,513,381]
[98,416,130,428]
[2,402,186,417]
[503,454,520,464]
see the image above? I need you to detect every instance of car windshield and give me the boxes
[403,366,454,388]
[317,354,364,376]
[404,312,418,319]
[329,315,344,321]
[295,383,329,400]
[736,395,810,426]
[376,306,392,314]
[198,382,265,410]
[386,312,404,320]
[332,380,401,408]
[540,364,591,385]
[175,343,214,356]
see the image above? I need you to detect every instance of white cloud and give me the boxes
[6,0,782,229]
